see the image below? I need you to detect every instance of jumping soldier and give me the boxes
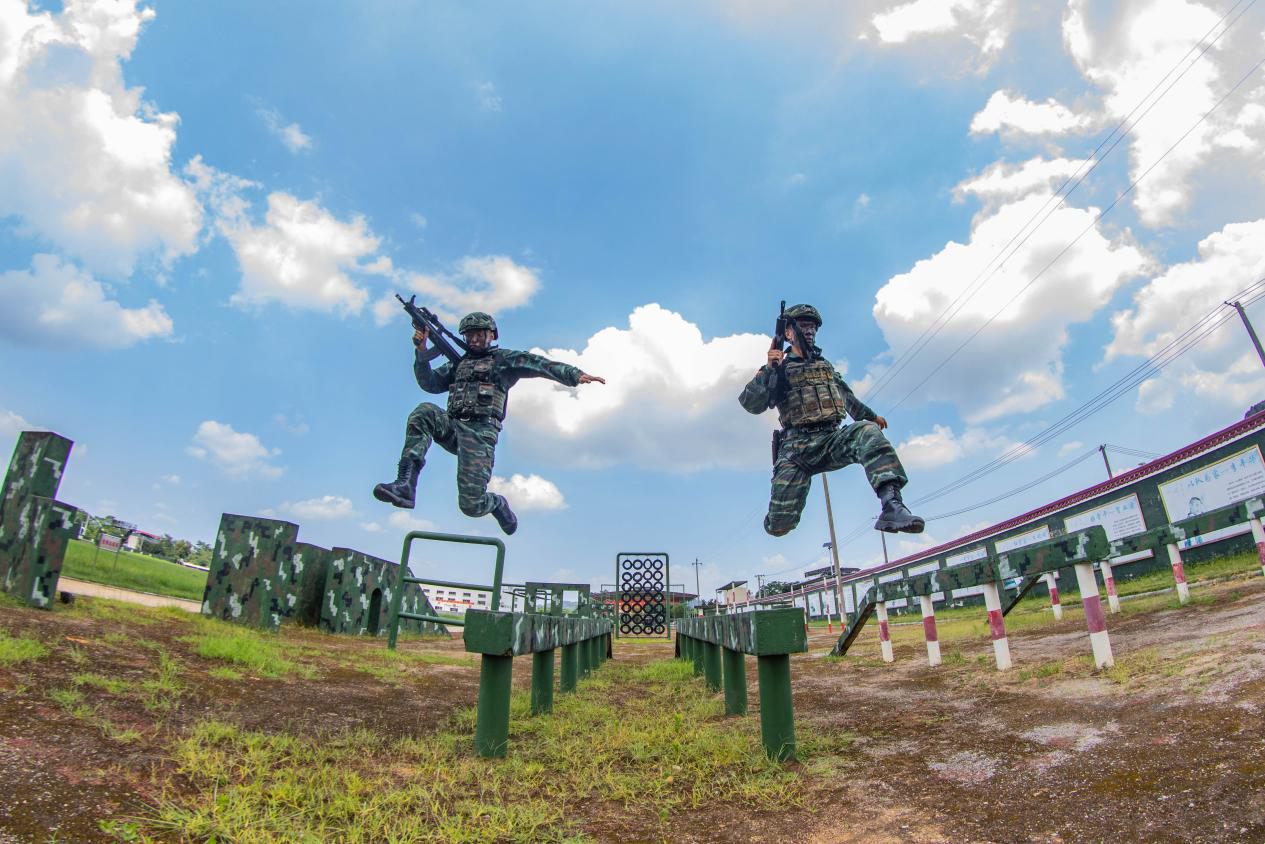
[739,303,924,537]
[373,312,605,535]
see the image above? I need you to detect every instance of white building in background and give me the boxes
[418,584,492,616]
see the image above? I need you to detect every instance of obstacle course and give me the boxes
[0,432,79,608]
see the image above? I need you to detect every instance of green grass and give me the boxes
[61,538,207,601]
[0,630,48,665]
[138,658,853,842]
[179,619,316,680]
[208,666,243,681]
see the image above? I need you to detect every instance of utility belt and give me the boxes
[771,421,840,466]
[449,410,503,430]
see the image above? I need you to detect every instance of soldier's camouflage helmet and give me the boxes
[458,311,498,339]
[784,304,822,327]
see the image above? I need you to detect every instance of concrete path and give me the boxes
[57,576,201,612]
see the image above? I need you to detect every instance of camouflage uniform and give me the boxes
[403,347,582,518]
[739,353,909,537]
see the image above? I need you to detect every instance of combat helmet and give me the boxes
[458,311,498,339]
[784,304,822,327]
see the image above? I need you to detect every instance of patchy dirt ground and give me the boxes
[0,575,1263,843]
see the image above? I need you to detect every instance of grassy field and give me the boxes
[61,538,208,601]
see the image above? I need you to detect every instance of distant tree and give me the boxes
[759,580,793,598]
[173,539,192,560]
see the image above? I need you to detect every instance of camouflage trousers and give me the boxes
[402,403,501,518]
[764,420,908,537]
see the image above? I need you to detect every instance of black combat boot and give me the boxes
[874,481,925,534]
[490,493,518,536]
[372,458,421,509]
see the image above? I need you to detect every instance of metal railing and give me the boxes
[386,530,505,649]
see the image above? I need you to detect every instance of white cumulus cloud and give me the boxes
[954,156,1093,209]
[374,256,541,324]
[187,420,283,479]
[0,0,201,276]
[284,495,355,521]
[1106,218,1265,418]
[510,304,776,472]
[871,0,1011,60]
[0,253,173,347]
[488,473,567,511]
[863,193,1151,422]
[970,90,1094,137]
[896,424,1027,470]
[387,511,438,533]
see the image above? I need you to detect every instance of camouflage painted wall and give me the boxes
[200,514,301,631]
[320,548,445,637]
[0,432,78,608]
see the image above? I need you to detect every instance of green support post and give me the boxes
[579,636,591,679]
[682,635,691,662]
[561,642,579,693]
[475,654,514,758]
[531,649,555,715]
[703,641,722,692]
[722,647,747,715]
[756,654,796,762]
[692,637,704,677]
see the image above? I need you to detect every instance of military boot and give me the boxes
[874,481,924,534]
[490,493,518,536]
[372,458,421,509]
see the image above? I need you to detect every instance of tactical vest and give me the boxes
[777,359,846,428]
[447,355,508,421]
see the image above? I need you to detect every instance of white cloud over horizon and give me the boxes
[970,90,1095,137]
[0,253,174,348]
[510,304,775,472]
[0,0,202,276]
[488,473,567,511]
[864,192,1151,422]
[896,424,1030,470]
[187,420,283,479]
[871,0,1012,63]
[256,103,313,153]
[284,495,355,521]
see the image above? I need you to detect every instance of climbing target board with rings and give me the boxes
[615,552,670,639]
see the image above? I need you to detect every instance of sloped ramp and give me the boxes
[830,595,876,656]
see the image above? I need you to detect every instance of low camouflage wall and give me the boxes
[201,514,304,631]
[0,432,78,608]
[321,548,445,637]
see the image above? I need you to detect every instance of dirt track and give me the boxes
[0,575,1263,843]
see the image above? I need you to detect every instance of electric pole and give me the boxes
[755,573,765,596]
[691,558,701,604]
[1099,444,1113,479]
[821,474,845,618]
[1229,300,1265,369]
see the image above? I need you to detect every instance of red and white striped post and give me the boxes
[1045,573,1063,620]
[875,601,894,663]
[1073,561,1114,668]
[981,582,1012,670]
[1250,515,1265,578]
[919,595,941,667]
[1100,560,1120,614]
[1165,543,1191,604]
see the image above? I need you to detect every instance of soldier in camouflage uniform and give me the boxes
[739,304,924,537]
[374,312,605,535]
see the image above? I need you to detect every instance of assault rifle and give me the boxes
[395,294,470,365]
[770,301,787,463]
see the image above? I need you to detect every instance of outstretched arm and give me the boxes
[836,374,885,427]
[499,349,602,388]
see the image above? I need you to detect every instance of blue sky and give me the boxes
[2,0,1264,595]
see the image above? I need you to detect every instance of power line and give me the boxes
[887,55,1265,415]
[861,0,1259,405]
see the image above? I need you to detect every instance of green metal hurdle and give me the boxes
[385,531,612,758]
[676,607,807,762]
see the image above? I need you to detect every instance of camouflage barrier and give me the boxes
[321,548,445,637]
[0,432,78,608]
[201,515,301,630]
[677,608,806,762]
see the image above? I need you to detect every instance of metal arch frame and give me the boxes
[387,530,506,649]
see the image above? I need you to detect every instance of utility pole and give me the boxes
[1229,300,1265,369]
[821,474,845,618]
[1099,444,1114,479]
[755,573,765,596]
[691,558,701,604]
[880,532,889,566]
